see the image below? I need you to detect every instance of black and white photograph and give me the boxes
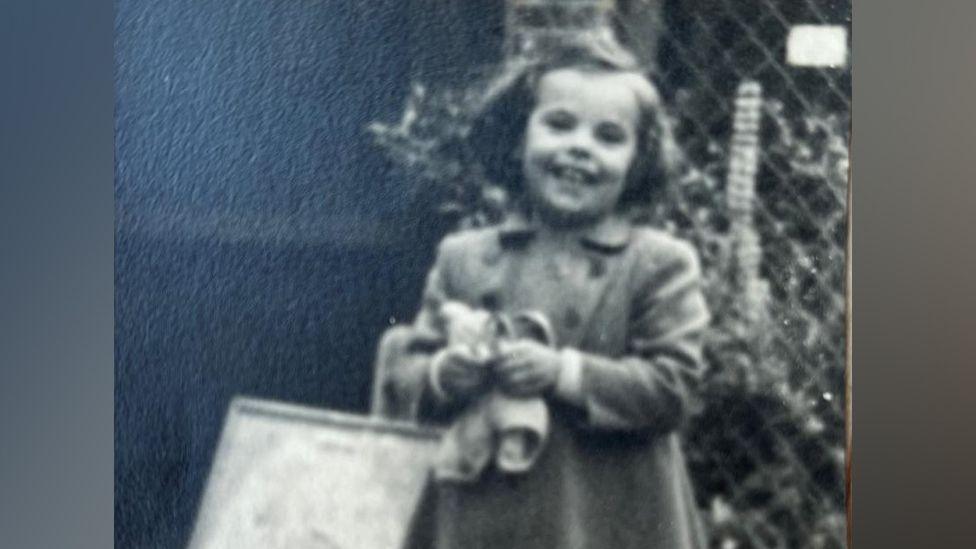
[115,1,851,548]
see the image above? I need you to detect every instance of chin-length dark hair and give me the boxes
[465,35,683,215]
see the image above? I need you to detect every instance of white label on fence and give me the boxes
[786,25,848,68]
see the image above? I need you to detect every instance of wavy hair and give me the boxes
[465,36,683,214]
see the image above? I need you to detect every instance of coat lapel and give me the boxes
[495,213,633,347]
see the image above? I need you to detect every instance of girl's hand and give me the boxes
[495,339,563,397]
[431,345,491,402]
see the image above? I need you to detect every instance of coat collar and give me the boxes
[497,210,632,254]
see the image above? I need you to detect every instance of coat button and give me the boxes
[563,308,581,329]
[480,292,500,311]
[588,257,606,278]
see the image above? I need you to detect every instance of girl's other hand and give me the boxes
[495,339,563,397]
[432,345,491,402]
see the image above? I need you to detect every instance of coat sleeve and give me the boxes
[568,240,710,434]
[371,235,468,424]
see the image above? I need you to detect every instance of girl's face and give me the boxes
[522,68,640,226]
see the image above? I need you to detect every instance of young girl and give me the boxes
[374,41,710,549]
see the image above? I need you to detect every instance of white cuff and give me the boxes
[554,348,584,405]
[428,348,454,403]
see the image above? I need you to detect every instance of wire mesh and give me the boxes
[650,1,850,547]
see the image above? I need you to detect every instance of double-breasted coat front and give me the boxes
[373,213,711,549]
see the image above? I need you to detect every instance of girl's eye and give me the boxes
[595,122,628,144]
[543,110,576,131]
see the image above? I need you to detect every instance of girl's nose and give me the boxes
[567,145,591,160]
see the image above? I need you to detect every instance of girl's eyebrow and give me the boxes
[538,102,573,111]
[537,101,635,126]
[594,113,635,126]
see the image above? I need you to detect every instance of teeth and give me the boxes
[552,165,591,185]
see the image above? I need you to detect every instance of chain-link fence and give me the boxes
[649,2,850,548]
[370,1,850,547]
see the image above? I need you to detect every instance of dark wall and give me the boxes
[115,1,503,546]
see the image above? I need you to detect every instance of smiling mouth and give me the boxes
[546,163,598,186]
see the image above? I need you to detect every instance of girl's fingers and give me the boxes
[443,359,487,381]
[497,339,535,356]
[447,350,493,376]
[496,359,532,378]
[500,367,543,388]
[497,343,537,366]
[499,368,521,383]
[442,369,486,395]
[501,376,544,396]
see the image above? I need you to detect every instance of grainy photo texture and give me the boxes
[115,1,851,548]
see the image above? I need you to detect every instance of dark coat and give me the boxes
[374,213,711,549]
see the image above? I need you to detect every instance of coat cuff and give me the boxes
[554,348,585,406]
